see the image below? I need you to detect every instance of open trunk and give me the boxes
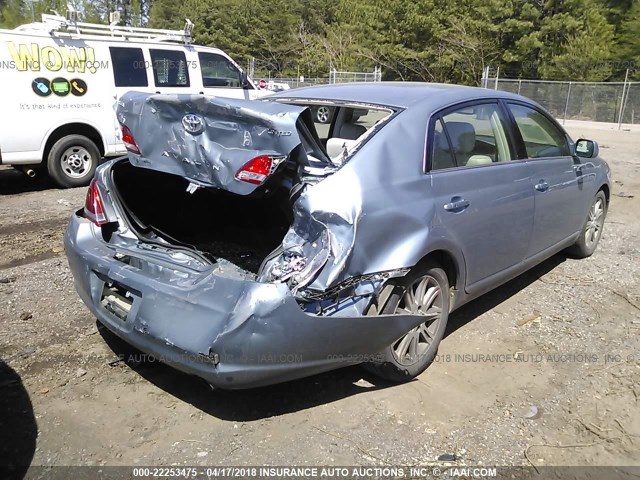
[111,92,342,288]
[111,160,291,276]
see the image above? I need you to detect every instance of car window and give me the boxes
[508,103,570,158]
[440,103,512,167]
[149,49,190,87]
[354,109,390,130]
[430,119,456,171]
[310,106,391,141]
[109,47,148,87]
[198,52,241,88]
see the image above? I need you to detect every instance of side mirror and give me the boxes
[240,71,251,90]
[575,139,599,159]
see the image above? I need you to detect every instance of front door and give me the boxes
[506,102,587,257]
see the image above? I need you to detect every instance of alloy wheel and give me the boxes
[391,275,443,366]
[585,197,605,249]
[316,106,331,123]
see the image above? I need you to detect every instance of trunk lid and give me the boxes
[116,92,331,195]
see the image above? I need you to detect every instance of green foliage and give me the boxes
[616,0,640,79]
[1,0,637,82]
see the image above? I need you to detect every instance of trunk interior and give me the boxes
[111,161,291,275]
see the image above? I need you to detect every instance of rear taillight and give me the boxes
[235,155,277,185]
[84,178,107,226]
[121,124,141,154]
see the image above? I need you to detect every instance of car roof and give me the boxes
[269,81,529,111]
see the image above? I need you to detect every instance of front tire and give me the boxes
[567,190,607,258]
[47,135,99,188]
[364,263,450,383]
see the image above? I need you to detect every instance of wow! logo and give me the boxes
[5,42,105,73]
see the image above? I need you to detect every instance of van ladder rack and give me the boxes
[15,14,194,44]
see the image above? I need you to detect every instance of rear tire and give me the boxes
[363,262,450,383]
[47,135,99,188]
[566,191,607,258]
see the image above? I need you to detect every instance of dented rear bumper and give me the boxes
[64,213,424,389]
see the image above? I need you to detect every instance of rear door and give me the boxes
[427,101,535,292]
[505,102,587,257]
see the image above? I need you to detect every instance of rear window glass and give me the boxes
[150,49,190,87]
[307,105,393,142]
[109,47,147,87]
[277,102,394,165]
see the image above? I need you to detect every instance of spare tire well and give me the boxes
[43,124,104,162]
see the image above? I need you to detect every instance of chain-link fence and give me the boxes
[250,68,382,91]
[329,67,382,84]
[485,78,639,125]
[266,77,330,89]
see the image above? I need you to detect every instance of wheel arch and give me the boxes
[414,248,464,293]
[598,183,610,205]
[42,123,105,163]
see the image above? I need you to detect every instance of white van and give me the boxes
[0,14,266,187]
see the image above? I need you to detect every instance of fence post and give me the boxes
[563,82,572,125]
[480,66,489,88]
[618,68,630,130]
[494,67,500,90]
[518,79,522,95]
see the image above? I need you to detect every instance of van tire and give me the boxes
[47,135,99,188]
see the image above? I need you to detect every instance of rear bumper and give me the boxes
[64,213,424,389]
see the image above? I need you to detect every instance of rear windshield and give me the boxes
[270,100,395,164]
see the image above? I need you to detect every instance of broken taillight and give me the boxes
[235,155,276,185]
[121,124,141,154]
[84,178,107,226]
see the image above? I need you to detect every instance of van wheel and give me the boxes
[47,135,99,188]
[363,262,450,383]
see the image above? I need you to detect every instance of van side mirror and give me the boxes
[575,139,599,159]
[240,71,251,90]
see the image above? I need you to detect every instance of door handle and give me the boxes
[534,181,549,192]
[444,197,470,212]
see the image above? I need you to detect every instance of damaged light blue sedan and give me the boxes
[64,83,610,388]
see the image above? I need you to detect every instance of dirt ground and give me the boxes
[0,125,639,476]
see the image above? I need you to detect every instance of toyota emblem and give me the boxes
[182,114,205,135]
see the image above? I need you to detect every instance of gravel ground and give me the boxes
[0,125,639,477]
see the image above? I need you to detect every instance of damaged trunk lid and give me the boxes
[116,92,331,195]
